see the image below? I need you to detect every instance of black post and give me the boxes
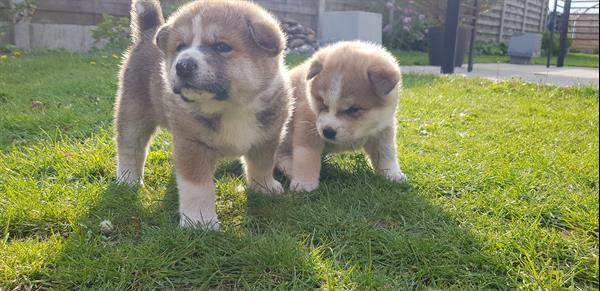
[468,0,479,72]
[557,0,572,67]
[547,0,559,68]
[442,0,461,74]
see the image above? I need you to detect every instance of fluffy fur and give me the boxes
[277,41,406,192]
[115,0,290,229]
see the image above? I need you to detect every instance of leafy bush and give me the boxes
[382,1,429,51]
[475,41,507,56]
[542,31,572,56]
[91,14,130,51]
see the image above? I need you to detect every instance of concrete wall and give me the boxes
[4,0,375,52]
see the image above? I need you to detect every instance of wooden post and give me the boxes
[0,0,15,45]
[12,0,31,49]
[442,0,460,74]
[498,0,508,42]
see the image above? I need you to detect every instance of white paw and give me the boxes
[384,171,408,183]
[116,173,143,187]
[248,179,284,195]
[290,179,319,192]
[179,214,220,231]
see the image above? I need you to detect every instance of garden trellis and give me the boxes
[547,0,599,67]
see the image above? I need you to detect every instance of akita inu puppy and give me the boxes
[115,0,290,229]
[277,41,406,192]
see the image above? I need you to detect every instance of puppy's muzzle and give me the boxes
[176,58,197,79]
[322,127,337,141]
[173,58,229,101]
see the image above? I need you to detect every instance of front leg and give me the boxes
[290,141,325,192]
[364,126,407,183]
[173,133,220,230]
[243,138,283,194]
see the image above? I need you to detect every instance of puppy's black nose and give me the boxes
[322,127,337,140]
[176,58,197,79]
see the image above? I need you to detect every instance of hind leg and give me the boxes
[115,97,157,186]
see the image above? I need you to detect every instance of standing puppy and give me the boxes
[115,0,290,229]
[277,41,406,192]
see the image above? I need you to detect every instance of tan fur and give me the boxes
[115,0,290,229]
[276,41,406,192]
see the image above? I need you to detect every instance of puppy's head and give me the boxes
[306,42,401,144]
[155,0,285,112]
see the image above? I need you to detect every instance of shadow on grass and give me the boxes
[4,73,512,288]
[26,154,511,289]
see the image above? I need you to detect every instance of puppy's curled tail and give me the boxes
[131,0,164,42]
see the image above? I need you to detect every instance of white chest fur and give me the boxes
[214,108,263,157]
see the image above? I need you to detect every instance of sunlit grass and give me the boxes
[0,51,598,289]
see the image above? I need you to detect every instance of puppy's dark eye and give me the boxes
[317,98,328,112]
[211,42,232,53]
[345,106,363,115]
[176,43,187,52]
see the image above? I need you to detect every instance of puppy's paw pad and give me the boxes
[290,180,319,192]
[116,176,143,187]
[385,171,408,183]
[179,216,220,231]
[249,179,284,195]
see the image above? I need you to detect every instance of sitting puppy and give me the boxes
[277,41,406,192]
[115,0,290,229]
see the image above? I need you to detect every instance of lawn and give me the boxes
[0,51,598,289]
[288,50,600,68]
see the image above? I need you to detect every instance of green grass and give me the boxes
[394,51,599,68]
[287,50,600,68]
[0,51,598,289]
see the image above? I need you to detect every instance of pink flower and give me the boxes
[404,17,412,24]
[383,24,391,32]
[419,14,426,21]
[386,1,394,9]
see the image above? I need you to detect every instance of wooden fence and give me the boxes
[477,0,548,42]
[1,0,550,51]
[570,13,599,52]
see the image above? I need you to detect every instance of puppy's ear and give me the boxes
[155,25,170,53]
[306,60,323,80]
[367,65,400,97]
[248,19,285,56]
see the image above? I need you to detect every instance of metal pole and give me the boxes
[468,0,480,72]
[317,0,326,40]
[442,0,460,74]
[547,0,559,68]
[522,0,529,32]
[557,0,571,67]
[498,0,508,42]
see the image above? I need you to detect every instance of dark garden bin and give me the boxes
[427,26,471,67]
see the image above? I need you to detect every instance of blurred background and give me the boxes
[0,0,597,63]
